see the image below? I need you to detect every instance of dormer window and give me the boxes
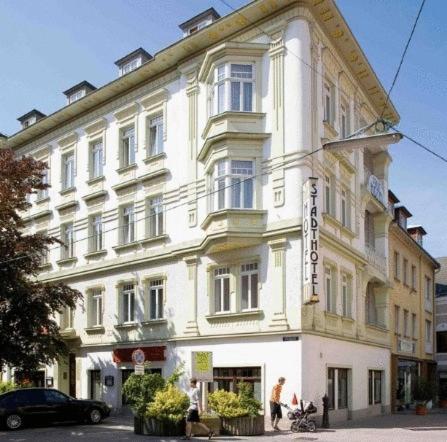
[114,48,152,77]
[211,63,254,115]
[121,58,141,76]
[17,109,46,129]
[63,81,96,105]
[398,211,407,230]
[68,89,85,104]
[179,7,220,38]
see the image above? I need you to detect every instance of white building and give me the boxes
[4,0,400,421]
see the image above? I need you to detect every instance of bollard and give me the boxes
[322,394,330,428]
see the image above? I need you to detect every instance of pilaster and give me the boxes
[183,255,200,336]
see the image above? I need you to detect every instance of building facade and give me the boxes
[435,257,447,390]
[2,0,401,421]
[387,196,438,411]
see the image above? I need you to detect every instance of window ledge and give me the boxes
[57,257,78,266]
[366,323,388,332]
[22,209,52,223]
[114,322,139,330]
[36,196,50,204]
[340,224,356,238]
[38,262,52,271]
[84,325,105,334]
[113,241,140,252]
[324,311,340,319]
[143,152,166,165]
[116,163,137,174]
[201,209,267,230]
[60,328,78,338]
[206,310,263,321]
[140,234,168,246]
[138,168,169,183]
[141,319,167,326]
[55,200,79,211]
[87,176,105,185]
[341,316,354,323]
[323,121,338,139]
[59,186,76,196]
[112,179,139,192]
[82,190,108,202]
[84,249,108,259]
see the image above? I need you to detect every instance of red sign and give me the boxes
[132,349,146,365]
[112,346,166,363]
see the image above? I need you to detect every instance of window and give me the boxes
[61,223,74,259]
[148,115,164,156]
[325,266,336,314]
[323,83,334,125]
[437,331,447,353]
[214,267,230,313]
[90,215,103,252]
[68,89,85,104]
[403,309,409,337]
[341,188,350,228]
[412,313,417,339]
[38,230,49,265]
[327,368,349,410]
[368,370,382,405]
[37,168,49,200]
[90,370,102,401]
[90,140,103,179]
[364,210,375,249]
[394,251,400,280]
[149,279,164,320]
[403,258,408,285]
[148,196,163,238]
[210,367,262,402]
[212,159,254,211]
[398,211,407,229]
[394,306,400,334]
[90,288,103,327]
[324,175,335,216]
[61,306,74,329]
[366,283,378,326]
[425,276,432,301]
[212,63,254,115]
[120,126,135,167]
[62,152,75,190]
[341,274,352,318]
[120,58,140,76]
[340,102,350,138]
[425,320,432,343]
[241,263,258,311]
[411,265,417,290]
[122,284,135,323]
[121,205,135,244]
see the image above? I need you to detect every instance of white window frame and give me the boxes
[122,284,135,323]
[147,196,163,238]
[37,168,49,200]
[340,100,350,139]
[120,125,136,168]
[90,288,103,327]
[90,214,103,252]
[62,152,75,190]
[149,279,164,320]
[325,265,336,314]
[324,174,335,216]
[241,263,259,311]
[148,115,164,157]
[394,252,400,280]
[341,187,350,228]
[323,82,334,125]
[214,267,231,314]
[121,205,135,244]
[68,89,85,104]
[120,58,141,76]
[341,273,352,318]
[90,139,104,179]
[61,223,74,260]
[368,370,383,405]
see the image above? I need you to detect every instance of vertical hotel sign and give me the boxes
[302,177,319,304]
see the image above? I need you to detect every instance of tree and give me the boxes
[0,148,81,372]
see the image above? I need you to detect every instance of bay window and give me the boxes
[241,263,258,311]
[212,63,254,115]
[212,159,254,211]
[214,267,230,313]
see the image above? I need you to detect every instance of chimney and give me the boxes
[63,80,96,105]
[114,48,152,77]
[178,7,220,37]
[17,109,46,129]
[407,225,427,247]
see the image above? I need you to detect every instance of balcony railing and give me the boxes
[364,168,386,206]
[365,244,387,275]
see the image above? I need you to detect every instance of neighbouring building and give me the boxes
[388,193,439,411]
[2,0,402,421]
[435,257,447,390]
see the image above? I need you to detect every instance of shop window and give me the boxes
[437,331,447,353]
[327,367,349,410]
[209,367,261,402]
[368,370,382,405]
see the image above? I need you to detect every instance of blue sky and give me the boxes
[0,0,445,257]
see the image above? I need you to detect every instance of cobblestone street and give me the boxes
[1,413,447,442]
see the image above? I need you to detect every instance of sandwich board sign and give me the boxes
[191,351,213,382]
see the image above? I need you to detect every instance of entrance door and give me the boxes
[69,353,76,397]
[90,370,102,401]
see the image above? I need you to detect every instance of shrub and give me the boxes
[237,382,263,416]
[414,378,437,405]
[209,390,248,418]
[146,384,190,423]
[0,381,16,394]
[122,373,165,417]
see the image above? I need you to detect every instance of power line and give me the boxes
[0,147,323,267]
[380,0,426,118]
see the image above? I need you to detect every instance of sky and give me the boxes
[0,0,446,257]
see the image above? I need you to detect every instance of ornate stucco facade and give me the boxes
[3,0,401,421]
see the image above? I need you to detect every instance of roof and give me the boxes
[17,109,46,123]
[63,80,97,97]
[178,7,221,31]
[5,0,400,150]
[388,189,400,204]
[114,47,152,67]
[407,225,427,236]
[394,205,412,218]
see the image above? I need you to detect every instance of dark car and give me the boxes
[0,388,111,430]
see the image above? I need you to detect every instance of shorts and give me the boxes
[186,409,200,422]
[270,401,282,419]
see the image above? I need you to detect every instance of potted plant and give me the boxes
[208,382,264,436]
[438,383,447,408]
[414,378,436,415]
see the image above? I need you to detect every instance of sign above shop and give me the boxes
[112,346,166,363]
[191,351,213,382]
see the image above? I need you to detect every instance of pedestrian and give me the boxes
[270,376,286,431]
[182,377,214,440]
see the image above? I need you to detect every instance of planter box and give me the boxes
[134,416,185,436]
[221,415,264,436]
[415,405,427,416]
[192,416,221,436]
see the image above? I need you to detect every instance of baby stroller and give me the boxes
[281,399,317,433]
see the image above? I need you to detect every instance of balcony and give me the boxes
[365,244,387,275]
[363,168,386,208]
[201,209,266,253]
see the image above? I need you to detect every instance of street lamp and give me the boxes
[323,132,402,152]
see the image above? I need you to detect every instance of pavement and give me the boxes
[1,413,447,441]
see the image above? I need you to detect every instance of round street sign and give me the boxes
[132,348,145,365]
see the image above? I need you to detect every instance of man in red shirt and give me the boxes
[270,377,286,431]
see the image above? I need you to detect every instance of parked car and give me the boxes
[0,388,111,430]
